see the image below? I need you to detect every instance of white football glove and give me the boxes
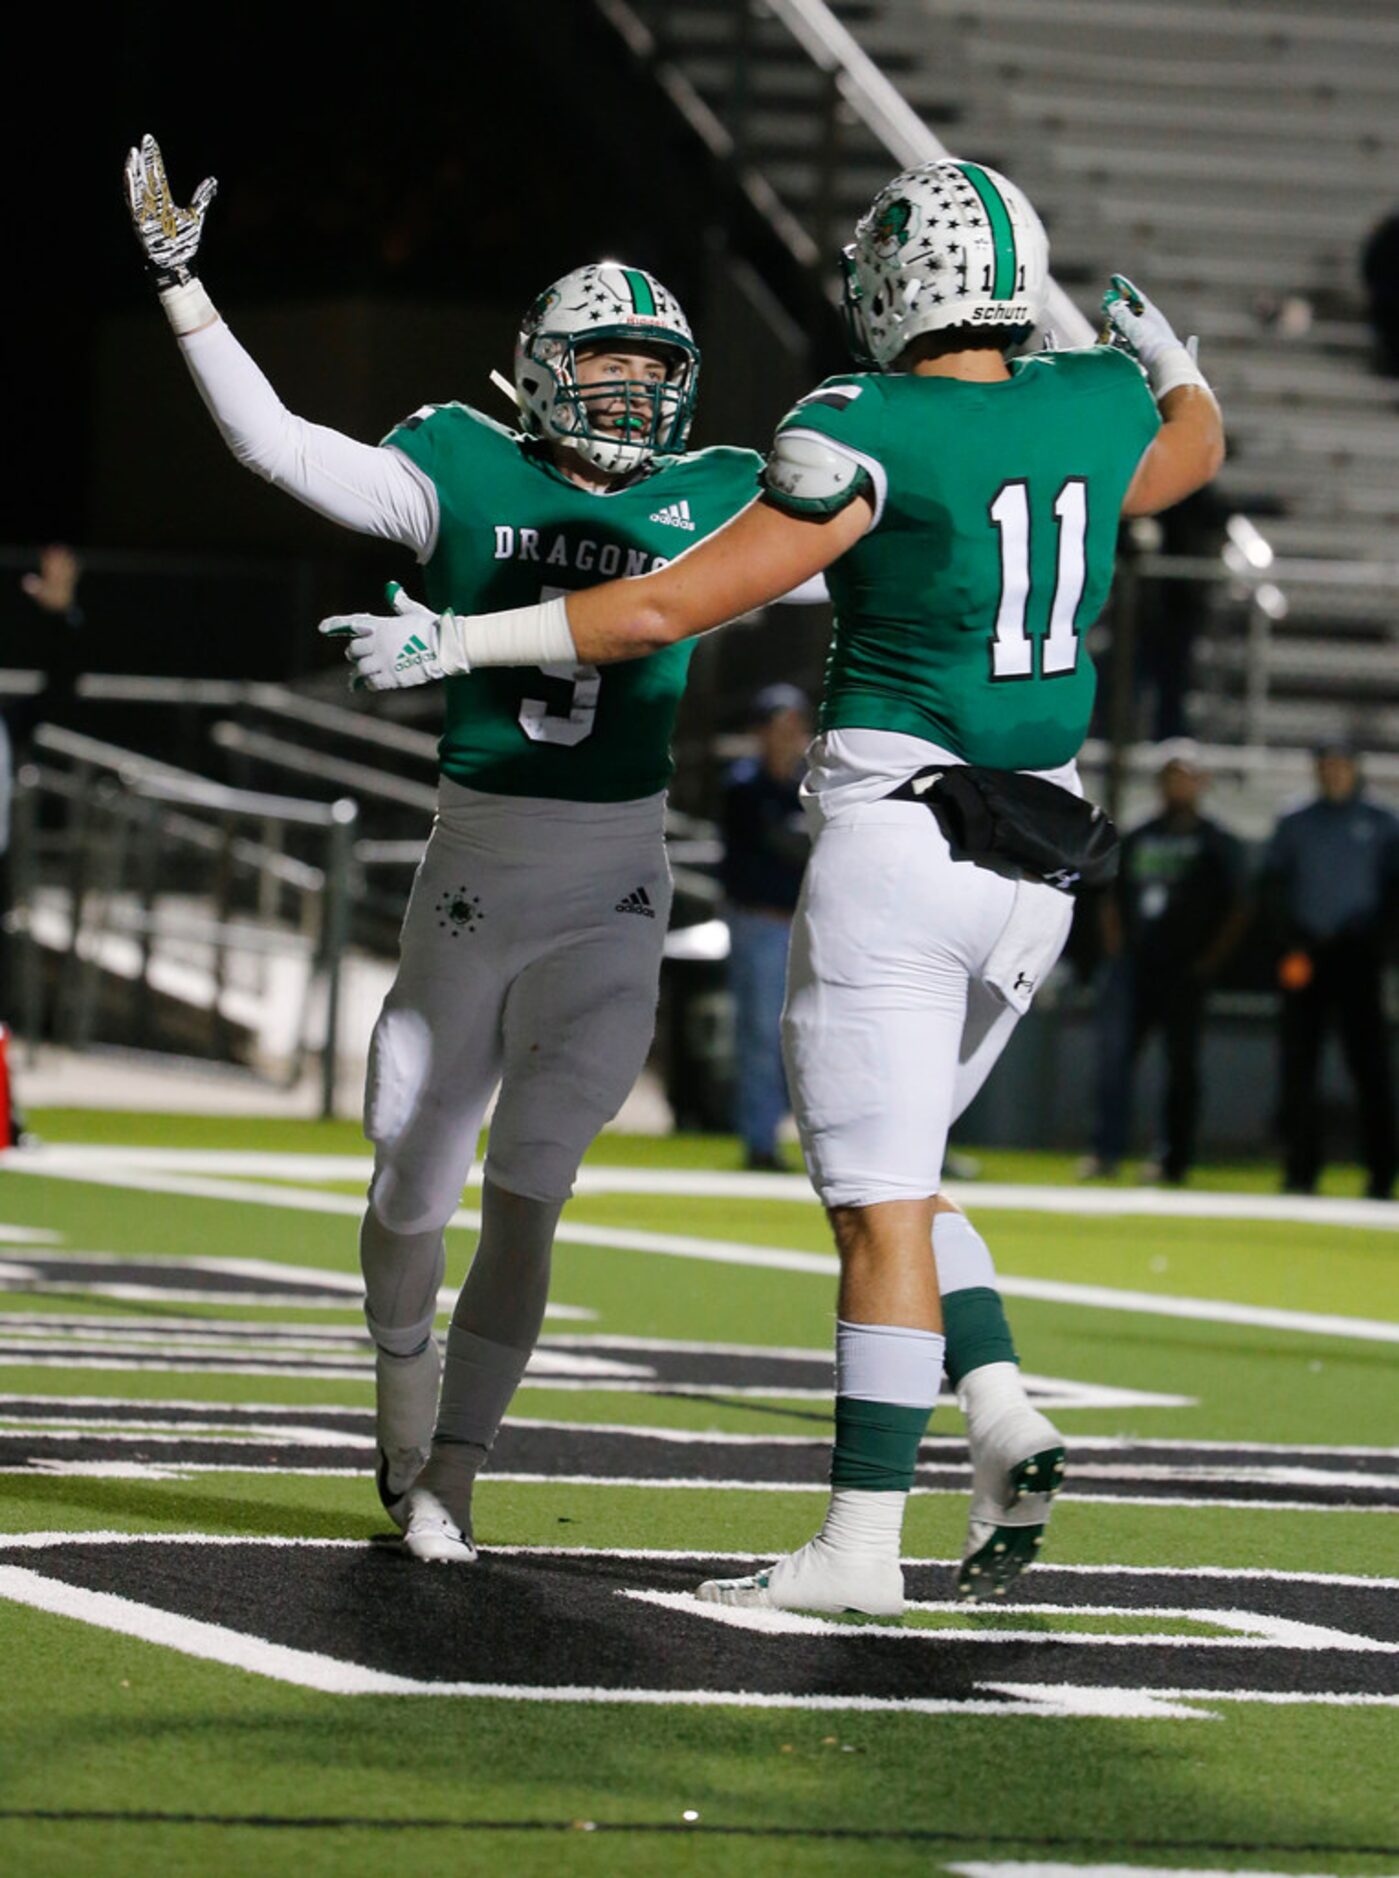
[124,135,218,290]
[1100,274,1209,402]
[319,584,450,690]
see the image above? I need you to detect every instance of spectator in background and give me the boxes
[0,549,81,1148]
[720,684,812,1171]
[18,546,85,735]
[1262,742,1399,1200]
[0,705,19,1148]
[1123,486,1227,743]
[1083,742,1248,1184]
[1361,209,1399,376]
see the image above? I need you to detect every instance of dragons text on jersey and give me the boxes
[384,402,762,801]
[491,527,672,578]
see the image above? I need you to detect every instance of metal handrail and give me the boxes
[0,670,45,698]
[73,676,248,706]
[210,722,438,814]
[243,683,439,762]
[13,731,359,1118]
[72,673,441,762]
[27,761,328,893]
[31,723,350,830]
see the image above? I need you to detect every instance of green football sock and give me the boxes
[831,1396,934,1492]
[942,1285,1017,1388]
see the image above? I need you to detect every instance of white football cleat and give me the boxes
[697,1536,904,1616]
[957,1362,1066,1600]
[402,1488,477,1565]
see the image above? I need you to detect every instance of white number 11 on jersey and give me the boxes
[988,478,1088,682]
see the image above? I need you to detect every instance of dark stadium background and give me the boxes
[6,1,1393,1152]
[7,3,842,689]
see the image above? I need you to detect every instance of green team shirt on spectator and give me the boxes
[762,346,1159,772]
[383,404,763,801]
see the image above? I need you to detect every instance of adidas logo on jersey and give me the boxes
[615,886,657,919]
[649,500,695,532]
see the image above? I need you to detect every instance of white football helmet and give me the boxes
[514,262,700,474]
[841,160,1049,370]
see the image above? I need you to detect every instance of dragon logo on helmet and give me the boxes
[871,198,919,262]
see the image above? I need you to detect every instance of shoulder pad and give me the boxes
[764,431,872,516]
[792,378,869,414]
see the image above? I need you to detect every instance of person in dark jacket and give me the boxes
[720,684,812,1170]
[1262,742,1399,1199]
[1085,742,1248,1183]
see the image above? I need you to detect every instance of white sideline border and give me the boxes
[0,1404,1392,1459]
[9,1144,1399,1230]
[1,1460,1390,1513]
[4,1151,1398,1345]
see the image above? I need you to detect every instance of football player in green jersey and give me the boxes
[126,134,828,1567]
[348,159,1224,1610]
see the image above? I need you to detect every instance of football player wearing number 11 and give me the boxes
[337,160,1224,1614]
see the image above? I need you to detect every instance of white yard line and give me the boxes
[624,1589,1398,1654]
[11,1145,1399,1229]
[5,1405,1390,1461]
[5,1148,1397,1343]
[1,1460,1390,1512]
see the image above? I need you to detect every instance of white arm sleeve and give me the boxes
[176,318,439,560]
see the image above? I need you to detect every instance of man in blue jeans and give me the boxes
[721,684,812,1170]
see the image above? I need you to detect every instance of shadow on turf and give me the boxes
[3,1476,380,1540]
[1,1810,1395,1861]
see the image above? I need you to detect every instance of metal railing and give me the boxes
[8,725,359,1119]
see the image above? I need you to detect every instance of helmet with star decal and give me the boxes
[513,262,700,475]
[841,160,1049,370]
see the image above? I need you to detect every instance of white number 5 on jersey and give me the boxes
[519,586,601,745]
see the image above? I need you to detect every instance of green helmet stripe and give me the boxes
[623,269,657,317]
[956,163,1017,300]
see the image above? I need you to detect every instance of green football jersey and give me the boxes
[383,404,763,801]
[763,347,1159,771]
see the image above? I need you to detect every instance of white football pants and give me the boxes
[783,800,1070,1209]
[365,784,671,1232]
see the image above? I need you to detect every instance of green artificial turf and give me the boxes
[2,1111,1396,1878]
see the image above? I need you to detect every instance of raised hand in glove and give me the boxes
[124,134,218,290]
[1100,274,1208,402]
[320,584,450,690]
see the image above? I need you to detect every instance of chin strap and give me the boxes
[489,368,521,411]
